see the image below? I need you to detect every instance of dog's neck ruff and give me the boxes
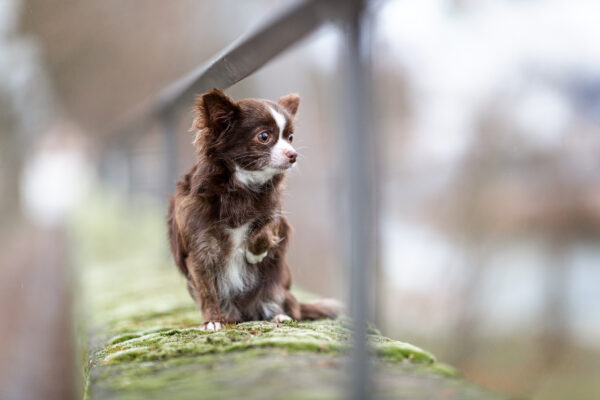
[234,165,283,187]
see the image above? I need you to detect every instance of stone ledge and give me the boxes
[71,193,505,400]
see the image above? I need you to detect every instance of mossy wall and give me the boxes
[71,192,505,400]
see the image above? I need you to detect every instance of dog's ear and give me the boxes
[278,93,300,118]
[196,89,240,136]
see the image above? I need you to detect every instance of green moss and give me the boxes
[93,353,346,399]
[96,320,384,365]
[91,352,504,400]
[104,348,151,363]
[109,333,142,345]
[373,339,435,364]
[429,362,462,378]
[375,343,435,364]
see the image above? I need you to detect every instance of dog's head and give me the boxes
[193,89,300,186]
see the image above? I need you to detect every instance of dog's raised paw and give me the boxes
[245,249,268,264]
[271,314,292,323]
[201,321,223,331]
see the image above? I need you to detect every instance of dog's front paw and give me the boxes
[201,321,223,331]
[245,248,267,264]
[271,314,292,323]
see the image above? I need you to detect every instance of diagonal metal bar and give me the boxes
[113,0,338,137]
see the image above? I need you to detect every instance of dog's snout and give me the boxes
[284,149,297,163]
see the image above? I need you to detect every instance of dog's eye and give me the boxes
[257,132,269,143]
[288,134,294,143]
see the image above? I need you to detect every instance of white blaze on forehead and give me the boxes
[267,105,295,162]
[268,106,286,138]
[267,106,294,152]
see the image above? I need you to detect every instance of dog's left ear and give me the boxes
[278,93,300,118]
[197,88,240,136]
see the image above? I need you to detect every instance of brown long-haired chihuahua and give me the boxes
[168,89,342,330]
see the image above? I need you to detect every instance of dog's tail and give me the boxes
[299,298,345,320]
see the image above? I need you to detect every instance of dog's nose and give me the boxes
[284,149,297,163]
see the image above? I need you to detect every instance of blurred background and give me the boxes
[1,0,600,399]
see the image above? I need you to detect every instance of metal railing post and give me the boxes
[342,1,373,399]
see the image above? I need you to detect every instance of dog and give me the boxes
[167,89,342,330]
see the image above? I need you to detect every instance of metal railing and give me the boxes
[117,1,375,398]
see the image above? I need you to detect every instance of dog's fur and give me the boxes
[167,89,342,330]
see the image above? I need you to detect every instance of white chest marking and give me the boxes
[220,222,255,297]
